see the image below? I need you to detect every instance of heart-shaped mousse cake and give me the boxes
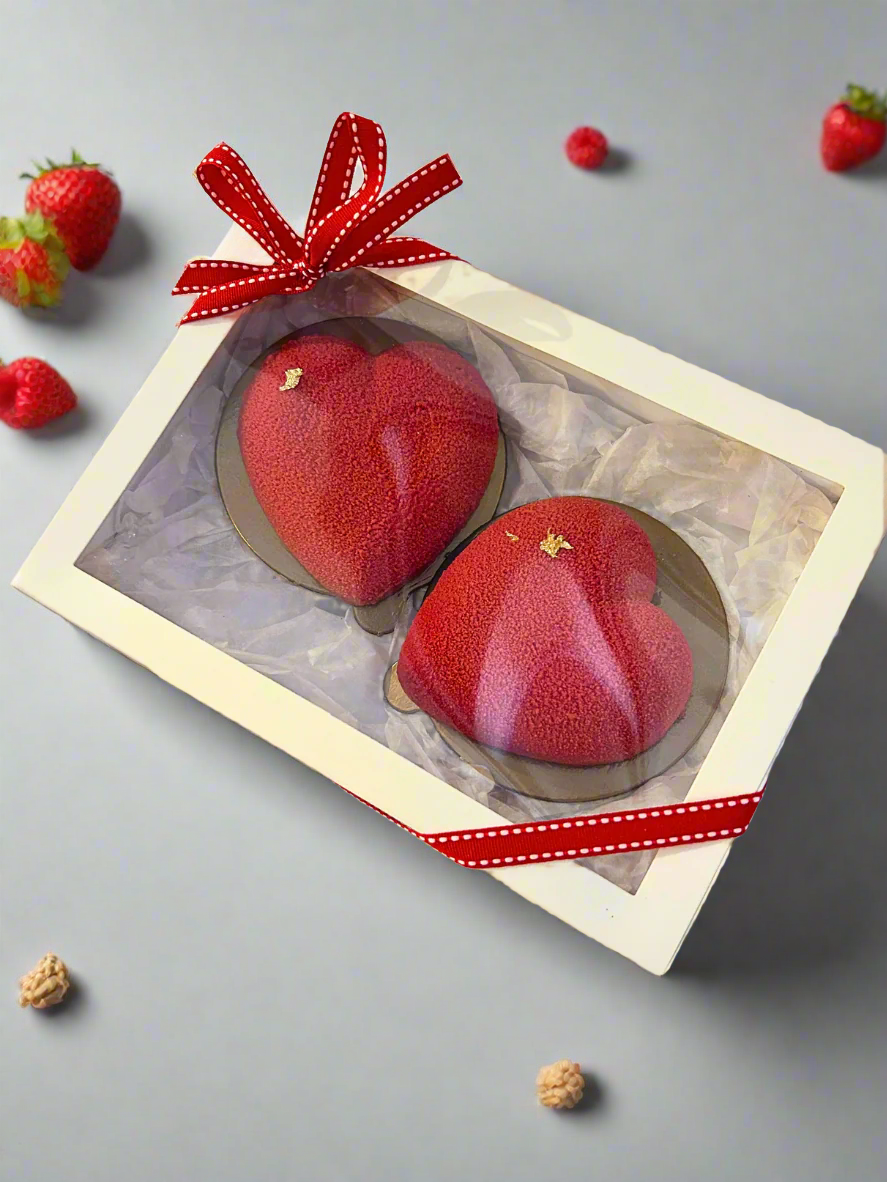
[238,335,499,606]
[397,497,694,766]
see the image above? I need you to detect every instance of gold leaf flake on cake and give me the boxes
[505,530,520,542]
[539,529,574,558]
[279,367,303,391]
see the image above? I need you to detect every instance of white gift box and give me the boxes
[14,225,886,974]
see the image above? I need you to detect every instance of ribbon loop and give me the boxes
[305,112,387,240]
[194,144,305,264]
[173,114,461,325]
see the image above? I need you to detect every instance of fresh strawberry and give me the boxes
[22,150,121,270]
[821,84,886,171]
[0,213,70,308]
[0,356,77,429]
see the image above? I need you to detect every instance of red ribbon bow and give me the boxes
[173,112,462,324]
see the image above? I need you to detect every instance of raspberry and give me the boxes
[565,126,609,170]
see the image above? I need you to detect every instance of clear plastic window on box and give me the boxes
[77,270,839,894]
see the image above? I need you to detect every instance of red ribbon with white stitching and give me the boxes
[341,786,764,867]
[173,112,461,324]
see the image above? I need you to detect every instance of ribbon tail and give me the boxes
[322,155,462,273]
[339,236,460,270]
[172,257,274,295]
[178,270,313,325]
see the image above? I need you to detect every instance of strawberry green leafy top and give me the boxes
[841,84,887,121]
[19,149,109,180]
[0,212,70,305]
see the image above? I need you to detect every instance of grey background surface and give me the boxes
[2,3,885,1179]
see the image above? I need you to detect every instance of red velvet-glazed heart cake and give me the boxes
[397,497,694,766]
[238,334,499,606]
